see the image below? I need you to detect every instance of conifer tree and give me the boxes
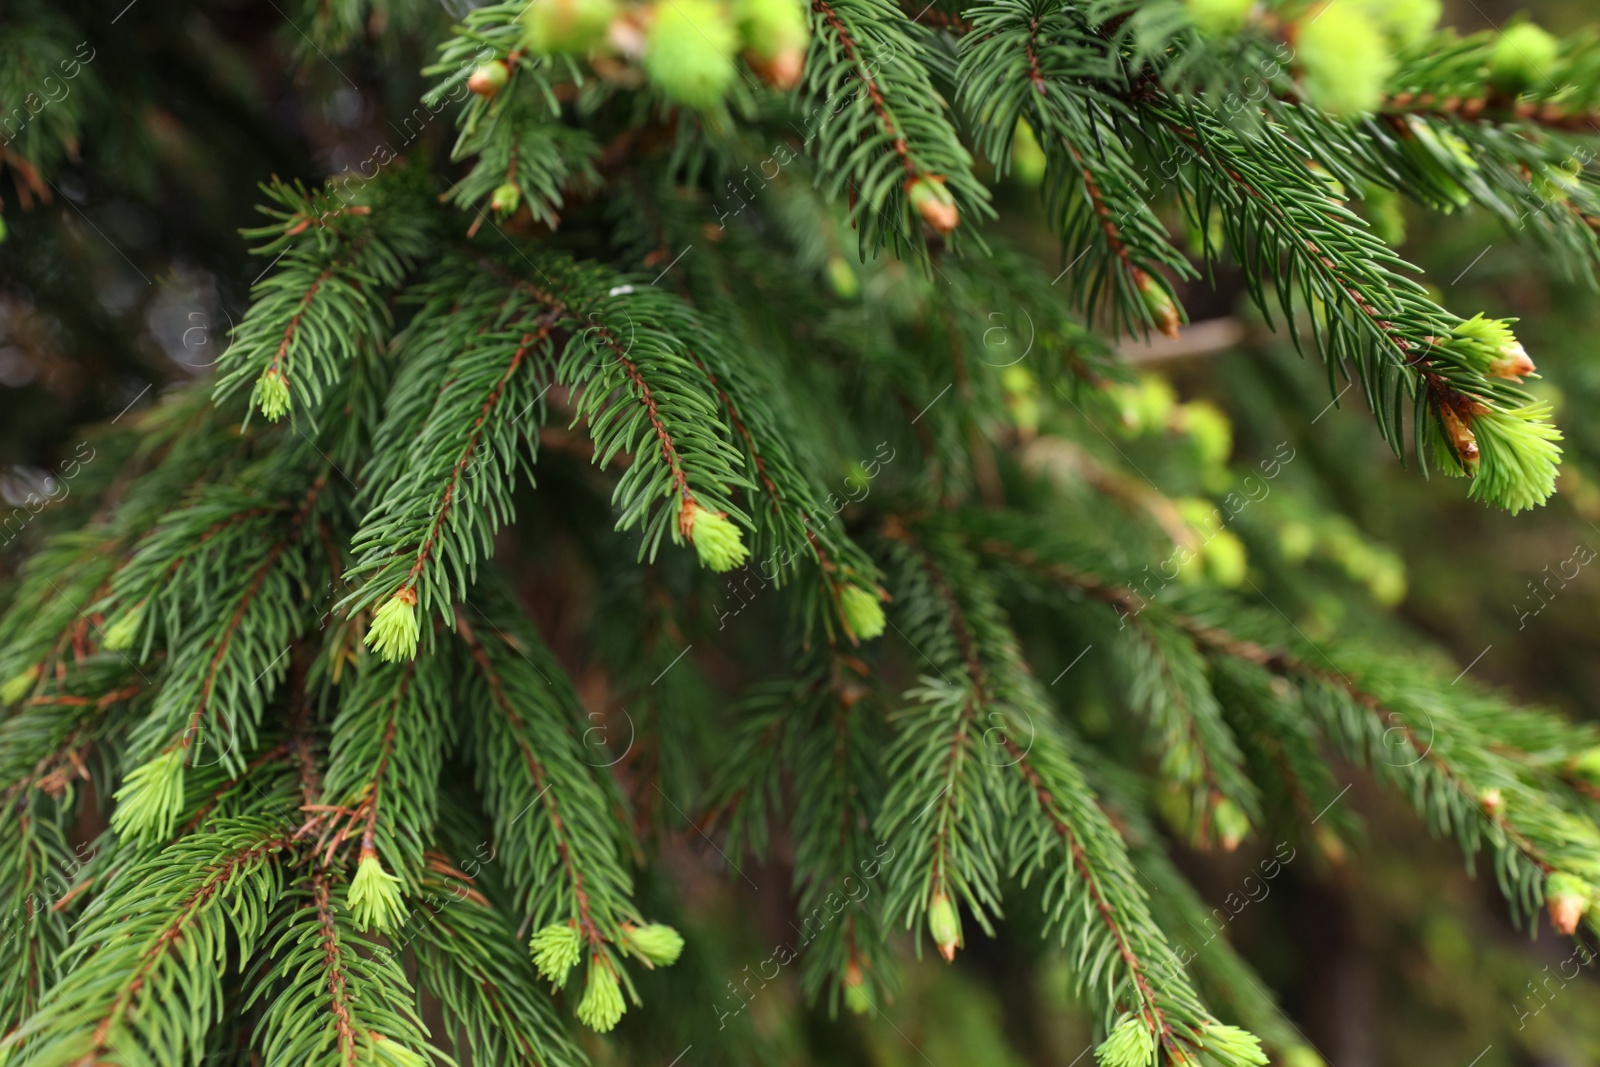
[3,0,1600,1063]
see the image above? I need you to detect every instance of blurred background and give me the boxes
[3,0,1600,1064]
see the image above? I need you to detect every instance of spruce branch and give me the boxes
[343,259,559,657]
[0,819,292,1067]
[874,523,1010,958]
[1095,763,1317,1064]
[606,167,888,636]
[958,0,1197,337]
[320,659,454,916]
[1132,89,1563,512]
[214,174,436,426]
[451,596,638,949]
[106,467,333,843]
[877,516,1265,1064]
[802,0,993,252]
[968,517,1600,936]
[540,265,754,566]
[713,654,894,1013]
[249,860,441,1066]
[408,861,585,1067]
[10,3,1600,1058]
[0,14,98,204]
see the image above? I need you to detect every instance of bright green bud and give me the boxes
[1133,268,1180,338]
[348,853,406,932]
[1451,313,1517,354]
[252,367,291,422]
[1211,797,1251,851]
[1186,0,1252,37]
[843,980,872,1013]
[1490,22,1559,94]
[1095,1014,1156,1067]
[907,177,959,235]
[101,601,145,652]
[825,255,859,300]
[1296,4,1395,115]
[365,589,420,662]
[679,500,749,572]
[0,216,8,244]
[1278,521,1314,562]
[839,584,886,643]
[1199,1023,1268,1065]
[734,0,807,61]
[1001,366,1034,395]
[644,0,739,110]
[1366,556,1406,607]
[531,922,582,984]
[1356,0,1440,47]
[111,747,187,843]
[490,182,521,215]
[1571,746,1600,783]
[1179,401,1231,468]
[926,891,960,961]
[1545,871,1594,935]
[843,961,870,1014]
[1467,402,1562,515]
[1004,368,1041,436]
[1011,118,1047,186]
[1120,375,1176,433]
[467,60,510,98]
[1451,315,1536,382]
[1,664,40,705]
[1203,528,1248,588]
[519,0,618,55]
[623,922,684,966]
[575,959,626,1032]
[1477,786,1504,816]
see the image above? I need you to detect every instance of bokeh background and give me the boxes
[3,0,1599,1064]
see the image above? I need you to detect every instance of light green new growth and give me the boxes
[1469,404,1563,515]
[109,747,187,843]
[1201,1023,1270,1065]
[735,0,808,59]
[1211,797,1251,851]
[348,854,407,932]
[1186,0,1252,37]
[839,583,887,642]
[644,0,738,110]
[252,368,291,422]
[531,922,583,985]
[1095,1014,1157,1067]
[0,665,39,705]
[1295,3,1397,115]
[99,601,145,652]
[366,591,420,662]
[682,502,750,572]
[518,0,617,55]
[926,891,960,960]
[1448,315,1533,380]
[575,959,626,1032]
[1491,22,1560,92]
[1357,0,1441,46]
[623,922,685,967]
